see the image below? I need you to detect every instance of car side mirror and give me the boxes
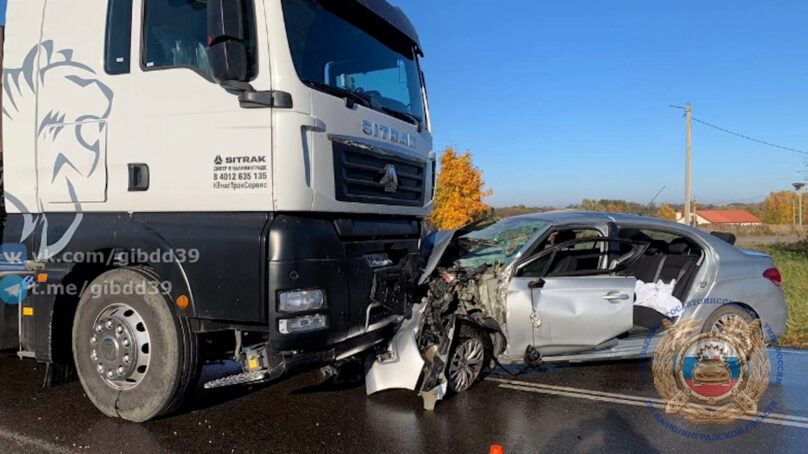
[207,0,248,83]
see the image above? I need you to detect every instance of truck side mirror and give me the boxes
[207,0,248,83]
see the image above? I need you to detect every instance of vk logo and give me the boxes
[0,243,27,271]
[0,275,28,305]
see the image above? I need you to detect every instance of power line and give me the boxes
[691,117,808,155]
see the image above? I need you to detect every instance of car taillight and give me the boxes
[763,268,782,287]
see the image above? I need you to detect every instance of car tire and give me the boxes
[72,268,199,422]
[447,324,492,394]
[701,304,756,334]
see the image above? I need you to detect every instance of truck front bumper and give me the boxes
[266,214,421,354]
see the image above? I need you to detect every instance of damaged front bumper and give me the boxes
[365,303,460,410]
[365,262,507,410]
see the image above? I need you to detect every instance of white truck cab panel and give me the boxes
[1,0,433,422]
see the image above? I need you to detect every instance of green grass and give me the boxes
[740,241,808,349]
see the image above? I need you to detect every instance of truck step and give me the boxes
[203,370,272,389]
[0,261,46,277]
[203,365,286,390]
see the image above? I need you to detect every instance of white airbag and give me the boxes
[634,279,682,316]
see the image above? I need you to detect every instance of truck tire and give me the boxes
[446,324,492,394]
[71,268,199,422]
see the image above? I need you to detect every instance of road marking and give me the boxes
[0,427,70,453]
[488,377,808,422]
[487,377,808,429]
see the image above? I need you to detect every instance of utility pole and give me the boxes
[795,182,806,229]
[671,104,693,225]
[685,104,693,226]
[794,200,798,227]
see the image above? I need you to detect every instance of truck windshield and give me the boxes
[281,0,426,125]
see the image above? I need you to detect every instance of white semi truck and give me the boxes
[0,0,433,422]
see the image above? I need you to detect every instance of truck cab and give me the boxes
[0,0,432,421]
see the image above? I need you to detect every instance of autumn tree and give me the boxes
[763,190,808,224]
[657,203,678,221]
[430,147,492,229]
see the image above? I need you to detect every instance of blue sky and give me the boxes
[396,0,808,207]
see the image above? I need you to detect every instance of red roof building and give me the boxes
[689,209,762,226]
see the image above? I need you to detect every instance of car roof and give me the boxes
[503,210,734,252]
[505,210,652,225]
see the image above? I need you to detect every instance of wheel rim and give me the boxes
[448,338,485,392]
[711,313,763,339]
[711,313,743,334]
[89,303,151,390]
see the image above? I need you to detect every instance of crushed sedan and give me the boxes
[365,211,788,409]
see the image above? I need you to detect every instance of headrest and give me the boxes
[619,228,642,239]
[647,240,669,255]
[669,240,690,255]
[619,228,652,243]
[555,230,577,244]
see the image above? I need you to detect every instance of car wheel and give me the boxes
[447,325,491,393]
[72,268,199,422]
[702,305,756,335]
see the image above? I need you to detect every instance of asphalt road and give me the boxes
[1,349,806,454]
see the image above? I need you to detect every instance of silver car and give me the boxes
[365,211,788,408]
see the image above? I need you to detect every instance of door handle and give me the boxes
[128,163,149,191]
[601,291,630,302]
[528,278,546,289]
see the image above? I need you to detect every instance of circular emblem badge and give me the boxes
[652,316,770,424]
[675,332,747,405]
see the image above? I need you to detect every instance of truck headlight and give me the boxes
[279,289,325,312]
[279,314,328,335]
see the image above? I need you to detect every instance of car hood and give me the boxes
[418,229,460,285]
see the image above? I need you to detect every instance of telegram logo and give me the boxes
[0,275,27,305]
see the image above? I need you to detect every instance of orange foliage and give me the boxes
[763,190,808,224]
[657,203,678,221]
[430,147,492,229]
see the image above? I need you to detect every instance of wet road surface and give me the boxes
[1,349,806,453]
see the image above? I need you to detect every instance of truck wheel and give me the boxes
[447,325,492,393]
[72,268,198,422]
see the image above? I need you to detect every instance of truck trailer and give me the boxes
[0,0,433,422]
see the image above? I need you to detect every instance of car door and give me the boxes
[510,238,646,356]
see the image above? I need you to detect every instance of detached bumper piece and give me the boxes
[365,304,461,411]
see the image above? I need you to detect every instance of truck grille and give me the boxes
[333,141,426,207]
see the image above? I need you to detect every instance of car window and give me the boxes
[537,228,604,251]
[142,0,257,79]
[518,238,644,278]
[640,229,680,242]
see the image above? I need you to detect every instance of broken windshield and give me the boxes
[455,218,549,268]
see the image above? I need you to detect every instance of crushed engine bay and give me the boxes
[365,235,510,410]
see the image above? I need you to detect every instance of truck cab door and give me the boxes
[126,0,273,213]
[511,238,646,355]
